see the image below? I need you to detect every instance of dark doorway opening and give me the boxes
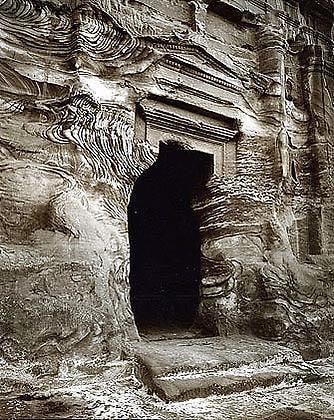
[128,141,213,332]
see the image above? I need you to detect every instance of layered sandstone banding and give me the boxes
[0,0,333,362]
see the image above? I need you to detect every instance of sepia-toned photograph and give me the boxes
[0,0,333,418]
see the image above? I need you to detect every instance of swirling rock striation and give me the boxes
[0,0,333,363]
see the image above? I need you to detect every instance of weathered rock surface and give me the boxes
[0,336,333,419]
[132,334,317,401]
[0,0,333,363]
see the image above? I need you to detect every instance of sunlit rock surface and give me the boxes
[0,0,333,409]
[0,336,334,418]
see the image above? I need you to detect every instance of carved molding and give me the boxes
[140,101,239,143]
[155,77,235,106]
[0,0,333,358]
[160,55,244,93]
[138,98,239,176]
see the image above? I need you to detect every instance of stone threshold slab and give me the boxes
[131,335,322,402]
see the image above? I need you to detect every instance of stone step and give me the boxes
[132,335,322,402]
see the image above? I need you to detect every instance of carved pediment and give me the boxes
[158,54,244,93]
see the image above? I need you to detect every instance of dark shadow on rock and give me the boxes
[128,141,213,330]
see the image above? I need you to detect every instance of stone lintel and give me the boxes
[138,98,239,176]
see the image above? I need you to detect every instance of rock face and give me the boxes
[0,0,333,360]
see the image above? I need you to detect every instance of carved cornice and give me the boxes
[160,56,244,93]
[139,99,239,144]
[147,39,243,79]
[155,77,235,106]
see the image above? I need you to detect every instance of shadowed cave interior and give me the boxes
[128,142,213,332]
